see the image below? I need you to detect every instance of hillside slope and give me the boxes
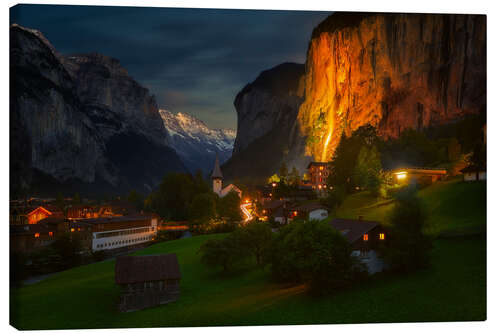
[335,179,486,236]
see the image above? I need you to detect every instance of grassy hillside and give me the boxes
[336,179,486,236]
[11,231,486,328]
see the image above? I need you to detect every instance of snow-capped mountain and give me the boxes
[159,109,236,174]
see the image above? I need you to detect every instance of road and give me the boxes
[240,202,253,222]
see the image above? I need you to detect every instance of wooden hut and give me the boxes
[115,254,181,312]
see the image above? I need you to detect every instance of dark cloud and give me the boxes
[10,4,331,129]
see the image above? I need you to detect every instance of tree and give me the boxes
[380,187,432,273]
[73,193,81,205]
[289,167,301,187]
[127,190,144,211]
[147,173,198,220]
[188,193,216,224]
[268,173,281,184]
[447,137,462,162]
[199,235,251,272]
[328,126,379,194]
[50,232,83,269]
[278,162,289,183]
[217,191,242,222]
[233,221,273,265]
[269,220,365,294]
[354,145,382,195]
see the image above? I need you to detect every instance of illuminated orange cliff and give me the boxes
[298,13,486,162]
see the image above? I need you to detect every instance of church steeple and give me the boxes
[212,153,223,195]
[211,153,223,179]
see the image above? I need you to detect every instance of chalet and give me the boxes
[288,202,329,221]
[115,254,181,312]
[66,205,99,219]
[10,205,63,225]
[10,217,67,253]
[392,167,446,185]
[329,218,387,274]
[307,162,331,192]
[211,153,242,198]
[283,186,317,202]
[461,165,486,182]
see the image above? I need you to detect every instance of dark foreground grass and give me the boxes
[11,231,486,329]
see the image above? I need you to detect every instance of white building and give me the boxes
[76,216,158,252]
[461,165,486,182]
[211,153,242,198]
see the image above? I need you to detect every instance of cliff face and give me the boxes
[10,24,108,190]
[232,63,305,154]
[222,63,306,182]
[62,53,168,146]
[10,24,186,196]
[299,13,486,162]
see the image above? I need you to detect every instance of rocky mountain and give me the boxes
[159,109,236,173]
[222,63,306,183]
[10,24,186,197]
[299,13,486,162]
[223,13,486,181]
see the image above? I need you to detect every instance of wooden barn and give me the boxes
[115,254,181,312]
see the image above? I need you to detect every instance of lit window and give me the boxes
[363,234,369,241]
[320,166,324,171]
[34,233,40,238]
[293,211,298,216]
[379,233,385,240]
[71,228,75,232]
[49,231,53,237]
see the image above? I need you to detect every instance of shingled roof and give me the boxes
[328,218,379,243]
[115,254,181,284]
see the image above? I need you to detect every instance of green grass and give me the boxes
[10,179,487,329]
[11,236,486,329]
[336,179,486,236]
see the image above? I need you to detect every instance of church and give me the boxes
[211,153,242,198]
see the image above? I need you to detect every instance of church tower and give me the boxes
[211,153,223,196]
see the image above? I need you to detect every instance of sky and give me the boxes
[11,4,331,130]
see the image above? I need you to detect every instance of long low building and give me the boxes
[73,215,159,252]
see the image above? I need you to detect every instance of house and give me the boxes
[9,216,94,254]
[329,218,387,274]
[10,205,63,225]
[307,162,331,192]
[283,186,317,202]
[10,223,58,253]
[290,202,329,221]
[66,205,99,219]
[115,254,181,312]
[211,153,242,198]
[392,167,446,185]
[460,165,486,182]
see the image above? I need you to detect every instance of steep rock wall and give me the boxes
[299,13,486,162]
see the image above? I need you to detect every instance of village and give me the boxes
[10,140,486,313]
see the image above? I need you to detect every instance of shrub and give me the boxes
[233,221,273,265]
[199,235,251,272]
[269,220,366,295]
[381,186,433,273]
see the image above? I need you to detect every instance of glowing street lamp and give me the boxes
[395,171,408,180]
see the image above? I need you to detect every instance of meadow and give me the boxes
[10,180,486,329]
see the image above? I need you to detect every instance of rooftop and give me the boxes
[115,254,181,284]
[328,218,380,243]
